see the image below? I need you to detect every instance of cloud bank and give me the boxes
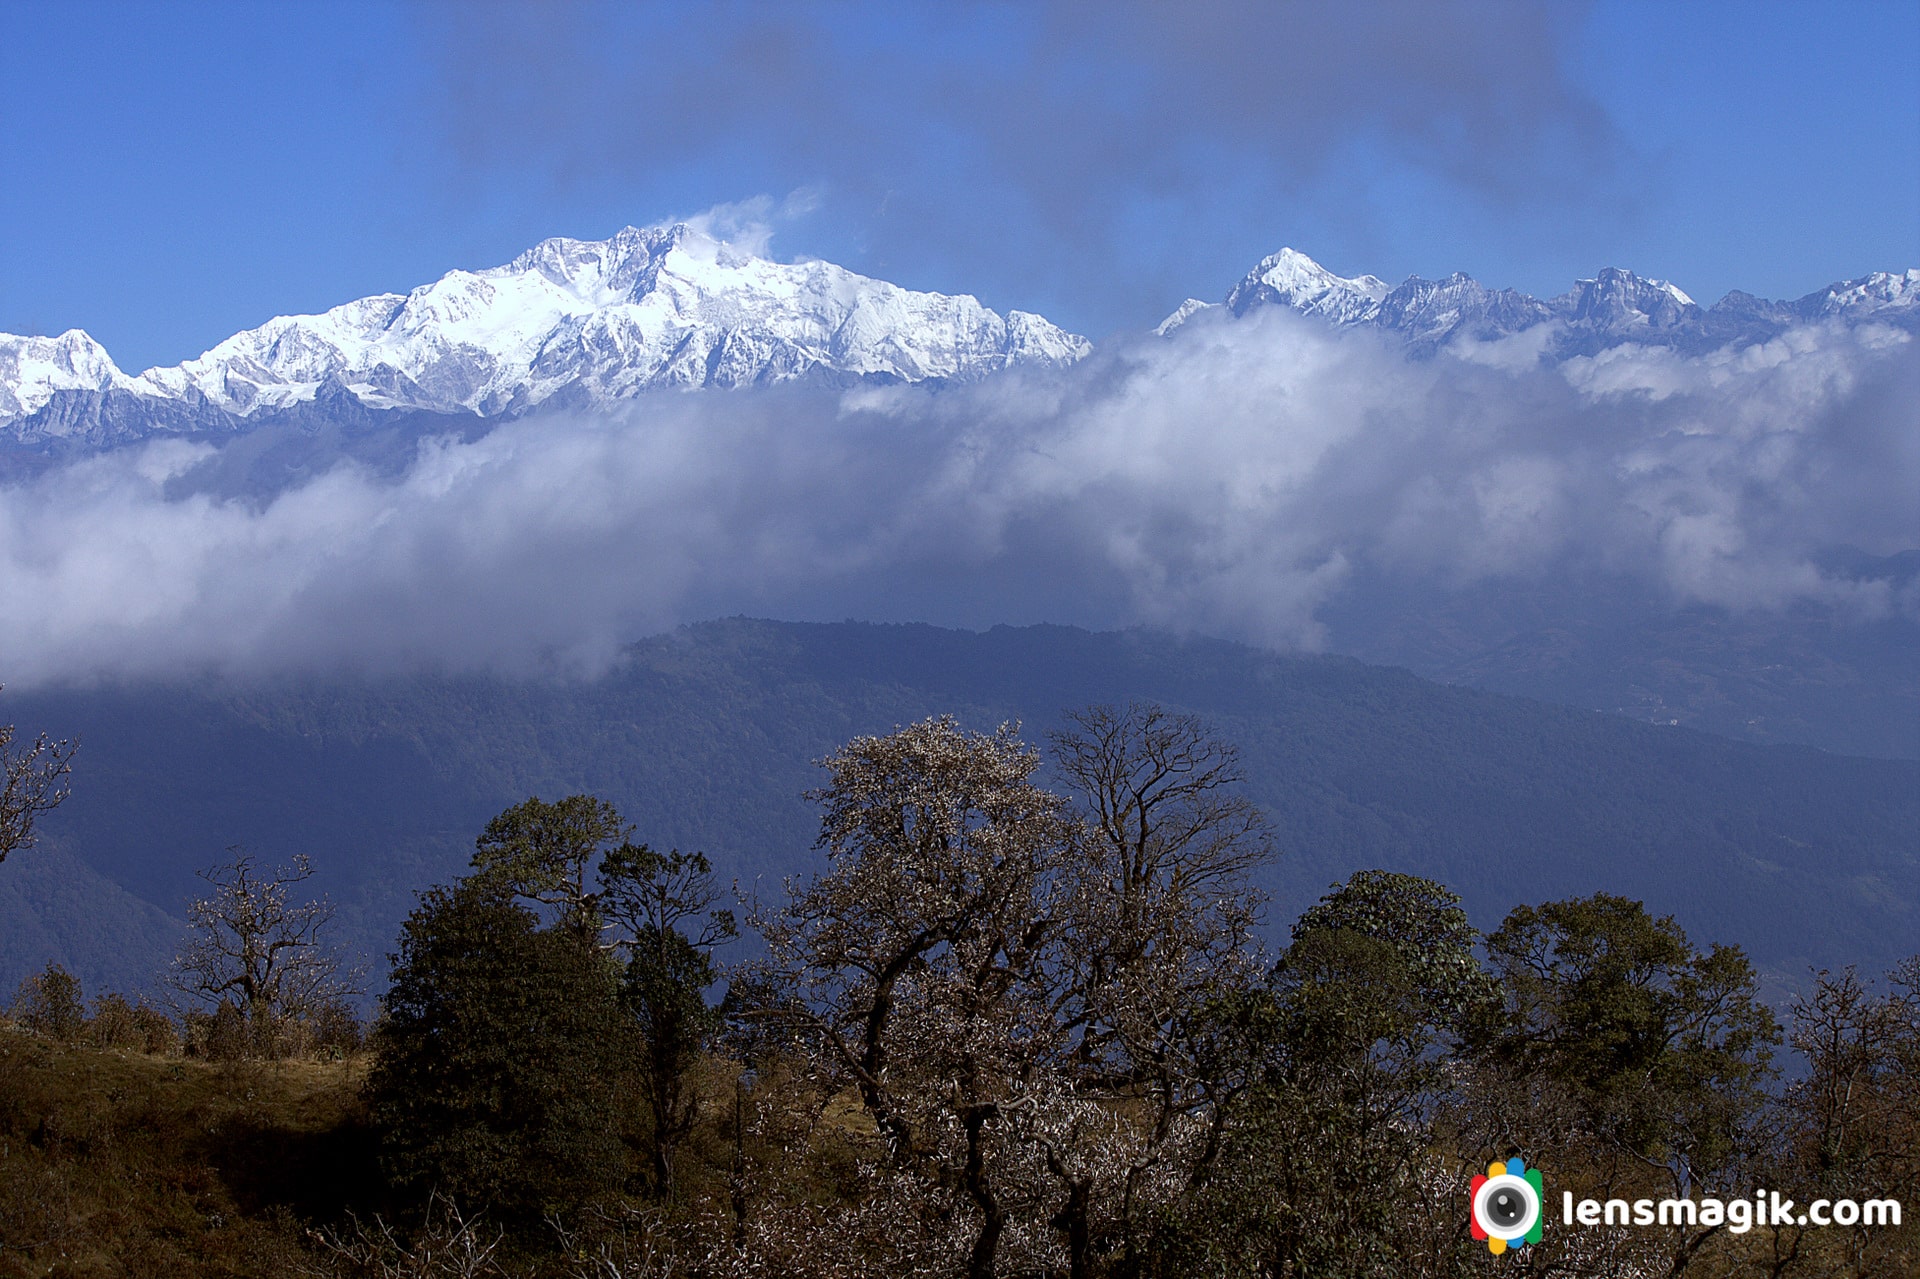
[0,313,1913,687]
[418,0,1626,327]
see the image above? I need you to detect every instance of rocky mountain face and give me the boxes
[0,223,1091,452]
[1164,247,1920,356]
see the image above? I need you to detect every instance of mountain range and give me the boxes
[3,235,1914,997]
[0,227,1913,766]
[2,226,1913,453]
[1162,248,1920,356]
[0,223,1090,453]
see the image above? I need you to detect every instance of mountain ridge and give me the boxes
[0,222,1090,450]
[5,617,1915,998]
[1169,247,1920,356]
[3,229,1913,454]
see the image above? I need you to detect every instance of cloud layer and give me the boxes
[418,0,1626,328]
[0,312,1913,687]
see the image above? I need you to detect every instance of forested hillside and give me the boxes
[5,618,1916,995]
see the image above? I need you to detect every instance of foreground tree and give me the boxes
[469,793,629,940]
[368,795,735,1217]
[168,849,359,1056]
[365,879,631,1223]
[1162,872,1491,1279]
[1045,703,1275,1274]
[604,843,737,1196]
[747,710,1276,1279]
[0,689,76,865]
[1479,893,1779,1167]
[474,795,736,1197]
[754,717,1080,1278]
[1471,893,1781,1276]
[1766,960,1920,1274]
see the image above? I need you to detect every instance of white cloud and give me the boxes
[0,313,1912,686]
[679,190,824,259]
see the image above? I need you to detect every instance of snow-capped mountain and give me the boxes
[0,330,126,423]
[1162,249,1920,357]
[0,223,1090,450]
[5,226,1916,459]
[1225,248,1390,325]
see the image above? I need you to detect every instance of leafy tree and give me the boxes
[1480,893,1779,1164]
[1163,872,1489,1279]
[10,963,86,1042]
[0,689,75,865]
[371,795,736,1220]
[602,843,737,1196]
[365,879,631,1223]
[471,795,737,1198]
[468,793,629,941]
[1473,894,1780,1276]
[167,849,359,1057]
[1287,869,1496,1036]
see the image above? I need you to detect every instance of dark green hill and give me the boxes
[6,619,1916,996]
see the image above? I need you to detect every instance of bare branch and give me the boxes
[0,686,77,864]
[168,848,360,1055]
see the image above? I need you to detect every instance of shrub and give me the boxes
[11,963,85,1042]
[87,991,146,1051]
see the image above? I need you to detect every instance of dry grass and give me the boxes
[0,1024,374,1276]
[7,1029,1913,1278]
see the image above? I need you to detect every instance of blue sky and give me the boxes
[3,0,1916,373]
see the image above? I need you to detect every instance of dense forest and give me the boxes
[7,620,1918,1000]
[2,706,1914,1277]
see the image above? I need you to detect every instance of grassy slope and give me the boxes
[0,1028,370,1275]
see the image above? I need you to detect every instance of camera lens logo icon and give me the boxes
[1470,1157,1543,1255]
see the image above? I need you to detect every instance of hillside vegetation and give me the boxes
[0,711,1913,1278]
[6,620,1915,997]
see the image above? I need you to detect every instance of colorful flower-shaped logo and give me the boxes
[1470,1157,1544,1255]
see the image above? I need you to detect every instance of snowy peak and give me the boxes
[1224,248,1388,325]
[1556,267,1699,328]
[1543,268,1704,356]
[6,230,1917,458]
[1154,299,1218,336]
[0,330,133,419]
[502,223,687,302]
[1,223,1092,448]
[1192,250,1919,355]
[1792,268,1920,320]
[1373,273,1554,350]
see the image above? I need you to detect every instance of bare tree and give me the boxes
[1050,701,1272,933]
[1,687,76,865]
[169,849,359,1055]
[301,1192,507,1279]
[746,709,1276,1279]
[1042,702,1276,1275]
[752,717,1080,1279]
